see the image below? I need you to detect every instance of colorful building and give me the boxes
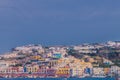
[26,65,39,73]
[70,67,84,77]
[52,53,61,59]
[56,66,70,78]
[103,68,110,75]
[93,68,105,76]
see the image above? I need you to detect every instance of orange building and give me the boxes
[104,68,110,75]
[56,66,70,78]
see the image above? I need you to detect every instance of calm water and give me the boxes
[0,78,115,80]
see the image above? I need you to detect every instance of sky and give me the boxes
[0,0,120,53]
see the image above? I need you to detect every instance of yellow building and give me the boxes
[80,62,92,69]
[56,67,70,75]
[58,58,70,64]
[32,56,45,61]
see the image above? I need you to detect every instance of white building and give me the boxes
[0,61,16,67]
[110,66,120,74]
[74,45,97,54]
[74,45,95,50]
[70,67,84,77]
[107,41,120,47]
[93,68,105,77]
[103,58,114,65]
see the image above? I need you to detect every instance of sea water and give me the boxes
[0,78,115,80]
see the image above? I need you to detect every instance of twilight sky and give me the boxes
[0,0,120,53]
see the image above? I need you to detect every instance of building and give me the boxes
[70,67,84,77]
[93,68,105,77]
[52,53,62,59]
[46,68,56,77]
[110,66,120,74]
[56,66,70,78]
[103,68,110,75]
[25,65,39,73]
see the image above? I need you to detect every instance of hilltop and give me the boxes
[0,41,119,78]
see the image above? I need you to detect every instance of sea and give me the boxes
[0,78,116,80]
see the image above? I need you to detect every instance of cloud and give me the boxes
[0,0,120,21]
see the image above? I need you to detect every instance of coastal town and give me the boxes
[0,41,120,79]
